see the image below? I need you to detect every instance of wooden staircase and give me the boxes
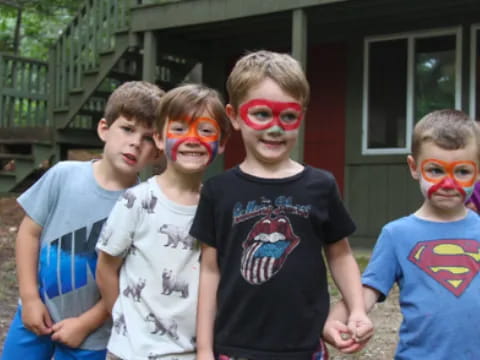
[0,0,198,193]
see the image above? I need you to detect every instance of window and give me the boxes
[362,28,461,155]
[470,25,480,120]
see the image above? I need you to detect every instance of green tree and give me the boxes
[0,0,80,60]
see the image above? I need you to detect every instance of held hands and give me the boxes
[21,297,53,336]
[51,317,90,348]
[323,312,374,353]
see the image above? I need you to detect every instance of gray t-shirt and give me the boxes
[18,160,123,350]
[97,176,199,360]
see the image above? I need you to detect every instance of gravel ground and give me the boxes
[0,196,401,358]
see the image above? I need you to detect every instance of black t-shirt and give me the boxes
[190,166,356,360]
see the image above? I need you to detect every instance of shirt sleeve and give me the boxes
[96,188,140,256]
[362,226,399,301]
[17,163,63,227]
[189,182,217,248]
[323,176,356,243]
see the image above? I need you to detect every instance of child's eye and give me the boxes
[280,112,300,123]
[169,123,187,133]
[122,126,134,133]
[426,167,445,176]
[251,110,272,121]
[455,168,473,177]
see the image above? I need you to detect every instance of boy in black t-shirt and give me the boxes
[190,50,373,360]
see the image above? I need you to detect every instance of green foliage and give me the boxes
[0,0,80,60]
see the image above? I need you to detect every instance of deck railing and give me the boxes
[51,0,131,110]
[0,53,49,129]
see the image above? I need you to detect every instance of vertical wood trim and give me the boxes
[0,55,4,127]
[291,9,307,163]
[142,31,157,83]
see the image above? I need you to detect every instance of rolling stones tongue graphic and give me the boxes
[240,214,300,285]
[408,239,480,296]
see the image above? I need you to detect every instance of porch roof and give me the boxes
[130,0,348,32]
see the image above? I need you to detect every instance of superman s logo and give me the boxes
[408,239,480,296]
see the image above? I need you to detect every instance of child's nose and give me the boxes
[441,176,458,189]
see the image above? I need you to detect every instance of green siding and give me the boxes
[347,164,422,247]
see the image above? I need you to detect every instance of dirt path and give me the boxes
[0,196,401,358]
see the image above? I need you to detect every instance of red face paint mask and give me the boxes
[239,99,303,131]
[420,159,478,199]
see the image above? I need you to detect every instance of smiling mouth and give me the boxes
[178,151,206,157]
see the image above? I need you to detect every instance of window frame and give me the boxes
[362,27,462,155]
[470,24,480,120]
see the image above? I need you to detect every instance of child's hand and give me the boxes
[21,298,53,336]
[347,311,374,344]
[322,319,360,353]
[51,317,90,348]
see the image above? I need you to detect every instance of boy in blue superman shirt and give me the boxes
[324,109,480,360]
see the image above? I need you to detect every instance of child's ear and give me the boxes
[407,155,420,180]
[153,131,164,151]
[97,118,109,142]
[226,104,241,131]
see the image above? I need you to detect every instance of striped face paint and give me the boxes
[420,158,478,200]
[239,99,303,132]
[165,116,220,164]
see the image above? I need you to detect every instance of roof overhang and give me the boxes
[131,0,349,32]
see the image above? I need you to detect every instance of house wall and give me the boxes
[343,9,480,247]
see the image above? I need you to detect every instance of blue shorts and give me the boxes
[1,306,107,360]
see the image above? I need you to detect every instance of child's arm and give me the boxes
[16,215,53,335]
[50,300,109,348]
[96,251,124,314]
[324,238,373,344]
[196,244,220,360]
[323,286,379,353]
[50,250,123,347]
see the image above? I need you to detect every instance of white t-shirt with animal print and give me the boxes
[97,176,199,360]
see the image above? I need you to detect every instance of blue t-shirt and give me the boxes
[17,161,123,350]
[362,211,480,360]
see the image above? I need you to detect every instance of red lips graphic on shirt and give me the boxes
[240,215,300,285]
[408,239,480,296]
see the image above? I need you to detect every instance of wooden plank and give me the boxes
[367,165,388,236]
[131,0,348,32]
[0,55,4,127]
[290,8,307,163]
[347,165,370,237]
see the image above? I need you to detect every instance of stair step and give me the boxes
[0,153,34,161]
[0,139,50,145]
[78,109,104,118]
[99,48,115,56]
[70,88,84,95]
[53,107,69,113]
[0,170,16,177]
[84,68,100,76]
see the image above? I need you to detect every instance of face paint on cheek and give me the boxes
[423,176,467,199]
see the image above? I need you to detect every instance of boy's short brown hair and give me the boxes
[226,50,310,110]
[104,81,165,126]
[155,83,231,144]
[412,109,480,161]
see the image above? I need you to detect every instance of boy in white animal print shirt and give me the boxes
[96,84,231,360]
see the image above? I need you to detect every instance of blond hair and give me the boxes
[104,81,164,126]
[155,83,231,144]
[411,109,480,161]
[226,50,310,110]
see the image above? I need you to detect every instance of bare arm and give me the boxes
[196,244,220,360]
[325,238,366,316]
[96,251,124,314]
[16,215,53,335]
[325,238,374,345]
[51,299,110,347]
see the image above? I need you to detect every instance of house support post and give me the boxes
[141,30,158,178]
[291,8,307,163]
